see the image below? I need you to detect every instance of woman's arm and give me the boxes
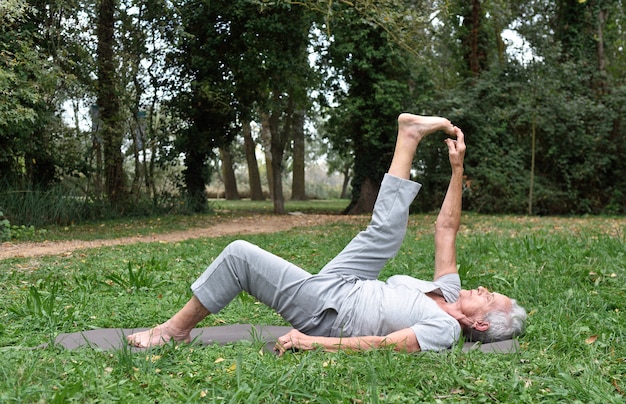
[433,127,466,281]
[274,328,421,355]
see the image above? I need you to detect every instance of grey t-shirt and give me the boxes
[331,273,462,351]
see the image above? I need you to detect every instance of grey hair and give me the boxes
[464,298,527,343]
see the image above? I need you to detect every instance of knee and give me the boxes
[224,240,255,255]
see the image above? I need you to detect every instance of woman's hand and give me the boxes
[445,126,466,171]
[274,328,318,356]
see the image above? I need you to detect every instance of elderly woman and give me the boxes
[127,114,527,353]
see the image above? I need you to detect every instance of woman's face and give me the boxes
[458,286,512,321]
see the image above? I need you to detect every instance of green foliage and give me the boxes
[172,0,316,212]
[417,51,626,214]
[10,283,63,323]
[0,1,66,187]
[0,210,9,240]
[0,184,86,227]
[322,5,418,211]
[1,0,625,218]
[104,259,168,293]
[0,178,214,233]
[0,209,46,241]
[0,0,31,22]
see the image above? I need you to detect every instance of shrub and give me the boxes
[0,210,10,241]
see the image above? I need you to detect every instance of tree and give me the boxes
[96,0,127,207]
[3,0,624,223]
[172,0,239,212]
[253,4,313,213]
[437,0,626,214]
[242,120,264,200]
[0,3,42,184]
[218,145,240,200]
[291,110,306,200]
[459,0,490,77]
[0,1,66,188]
[117,0,181,207]
[323,5,417,214]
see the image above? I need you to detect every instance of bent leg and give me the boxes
[191,240,312,313]
[191,240,346,333]
[127,296,209,348]
[128,240,344,347]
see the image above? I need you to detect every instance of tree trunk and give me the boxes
[462,0,486,77]
[130,112,144,199]
[219,145,240,200]
[96,0,126,207]
[146,47,160,206]
[291,109,306,200]
[595,8,608,94]
[260,113,274,200]
[269,108,286,214]
[89,105,104,197]
[242,120,264,200]
[341,166,351,199]
[25,129,55,188]
[343,176,378,214]
[184,148,208,212]
[147,137,157,206]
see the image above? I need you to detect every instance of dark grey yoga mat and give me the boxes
[50,324,520,354]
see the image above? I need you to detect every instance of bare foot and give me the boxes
[397,113,455,143]
[126,320,191,348]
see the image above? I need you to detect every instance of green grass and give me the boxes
[1,213,625,402]
[19,198,350,242]
[210,198,350,214]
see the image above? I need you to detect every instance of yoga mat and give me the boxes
[49,324,520,354]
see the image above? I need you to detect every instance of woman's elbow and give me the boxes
[386,331,421,353]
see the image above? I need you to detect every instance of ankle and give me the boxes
[162,319,189,337]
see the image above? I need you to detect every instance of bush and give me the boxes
[0,209,46,241]
[0,210,9,241]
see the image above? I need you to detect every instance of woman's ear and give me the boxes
[472,319,490,332]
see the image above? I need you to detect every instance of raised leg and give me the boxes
[319,114,456,280]
[388,113,455,179]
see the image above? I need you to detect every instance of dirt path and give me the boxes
[0,213,361,260]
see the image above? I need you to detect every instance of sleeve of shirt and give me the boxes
[410,273,462,351]
[410,314,461,351]
[434,273,461,303]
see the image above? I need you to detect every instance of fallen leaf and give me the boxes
[585,335,598,344]
[612,379,624,394]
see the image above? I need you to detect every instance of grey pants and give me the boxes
[191,174,421,336]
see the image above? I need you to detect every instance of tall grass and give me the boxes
[0,185,91,227]
[0,183,205,232]
[0,214,624,402]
